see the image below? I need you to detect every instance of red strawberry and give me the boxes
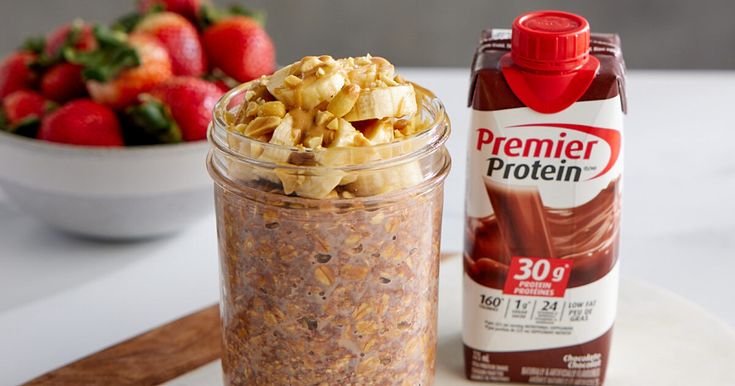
[38,99,123,146]
[138,0,203,21]
[150,76,223,141]
[203,16,275,83]
[205,68,238,92]
[2,90,49,126]
[77,32,173,110]
[135,12,207,77]
[212,79,230,93]
[132,76,223,142]
[0,52,37,98]
[41,63,87,103]
[45,21,96,59]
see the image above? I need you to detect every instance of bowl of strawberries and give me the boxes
[0,0,275,239]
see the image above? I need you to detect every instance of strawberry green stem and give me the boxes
[65,25,140,82]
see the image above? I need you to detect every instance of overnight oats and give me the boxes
[207,55,451,385]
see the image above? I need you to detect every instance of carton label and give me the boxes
[503,256,573,297]
[464,262,618,353]
[463,96,623,356]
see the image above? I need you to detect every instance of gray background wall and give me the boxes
[1,0,734,69]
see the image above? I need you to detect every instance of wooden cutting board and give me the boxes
[24,253,455,385]
[23,305,222,386]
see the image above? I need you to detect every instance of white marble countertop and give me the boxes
[1,69,734,385]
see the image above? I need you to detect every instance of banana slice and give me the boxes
[303,125,334,149]
[361,118,394,145]
[275,169,344,199]
[327,118,371,148]
[268,111,341,197]
[314,118,374,168]
[225,132,280,185]
[227,132,264,159]
[339,56,395,88]
[297,71,346,111]
[327,84,361,118]
[266,60,347,111]
[264,64,296,104]
[344,84,418,122]
[269,114,300,147]
[346,161,424,197]
[260,114,300,163]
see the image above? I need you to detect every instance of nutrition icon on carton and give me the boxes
[463,11,626,385]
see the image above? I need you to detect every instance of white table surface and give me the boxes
[1,69,734,385]
[162,259,735,386]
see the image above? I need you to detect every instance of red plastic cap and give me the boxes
[511,10,591,72]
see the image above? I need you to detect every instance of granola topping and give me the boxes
[222,55,435,199]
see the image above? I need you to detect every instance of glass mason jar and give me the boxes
[208,81,451,386]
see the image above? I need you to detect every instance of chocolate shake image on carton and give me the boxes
[463,11,626,385]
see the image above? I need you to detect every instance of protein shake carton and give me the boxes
[463,11,626,385]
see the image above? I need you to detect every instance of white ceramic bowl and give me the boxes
[0,131,213,240]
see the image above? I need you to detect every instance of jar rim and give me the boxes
[208,80,450,173]
[207,148,451,209]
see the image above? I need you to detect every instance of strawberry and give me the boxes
[212,79,231,93]
[135,12,207,77]
[203,16,275,83]
[1,89,55,138]
[2,90,48,125]
[41,63,87,103]
[138,0,203,22]
[0,52,37,98]
[69,27,173,110]
[128,76,223,142]
[147,76,223,141]
[45,21,96,60]
[38,99,123,146]
[204,68,238,92]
